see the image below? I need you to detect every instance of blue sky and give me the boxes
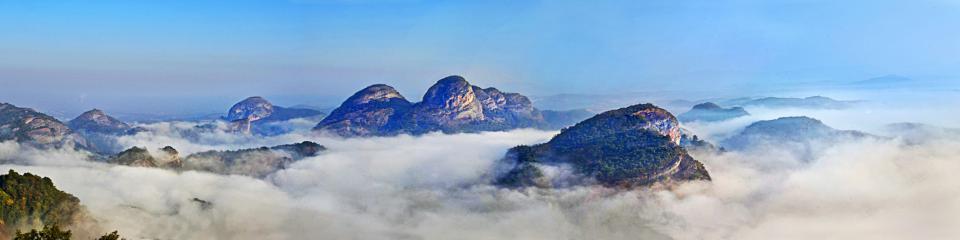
[1,0,959,116]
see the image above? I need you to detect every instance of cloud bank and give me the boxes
[1,91,958,239]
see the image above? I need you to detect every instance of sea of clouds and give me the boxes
[0,89,958,240]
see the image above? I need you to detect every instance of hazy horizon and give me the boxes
[4,0,960,117]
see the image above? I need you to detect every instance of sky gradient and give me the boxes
[2,0,959,116]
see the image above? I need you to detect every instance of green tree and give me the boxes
[13,225,71,240]
[95,231,123,240]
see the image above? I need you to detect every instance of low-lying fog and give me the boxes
[1,89,958,240]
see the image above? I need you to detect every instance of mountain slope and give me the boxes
[0,103,88,150]
[493,103,710,188]
[67,109,137,136]
[0,170,83,236]
[314,84,412,137]
[67,109,145,155]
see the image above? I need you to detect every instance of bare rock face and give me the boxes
[415,75,485,122]
[315,75,547,136]
[0,103,88,150]
[314,84,412,136]
[226,97,274,122]
[225,97,274,134]
[493,103,709,189]
[627,106,683,145]
[472,86,544,126]
[157,146,182,168]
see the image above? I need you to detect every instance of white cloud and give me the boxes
[2,93,959,239]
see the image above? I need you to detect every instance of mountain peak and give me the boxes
[417,75,484,122]
[434,75,468,85]
[346,84,408,105]
[0,102,87,149]
[314,84,413,137]
[226,96,274,122]
[551,103,682,145]
[423,75,474,102]
[494,103,709,188]
[68,108,133,135]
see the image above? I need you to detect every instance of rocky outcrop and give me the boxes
[314,84,412,137]
[493,103,710,189]
[225,97,274,134]
[677,102,749,123]
[109,141,325,178]
[226,97,274,123]
[0,103,88,150]
[473,86,544,126]
[225,97,325,135]
[408,76,486,124]
[315,75,549,136]
[111,147,160,167]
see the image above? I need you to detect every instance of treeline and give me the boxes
[0,170,124,240]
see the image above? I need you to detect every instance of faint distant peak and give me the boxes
[852,75,912,85]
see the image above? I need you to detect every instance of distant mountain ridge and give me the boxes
[721,116,873,161]
[718,96,855,109]
[0,103,89,150]
[850,74,913,87]
[315,75,569,137]
[67,109,145,154]
[110,141,325,178]
[677,102,749,122]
